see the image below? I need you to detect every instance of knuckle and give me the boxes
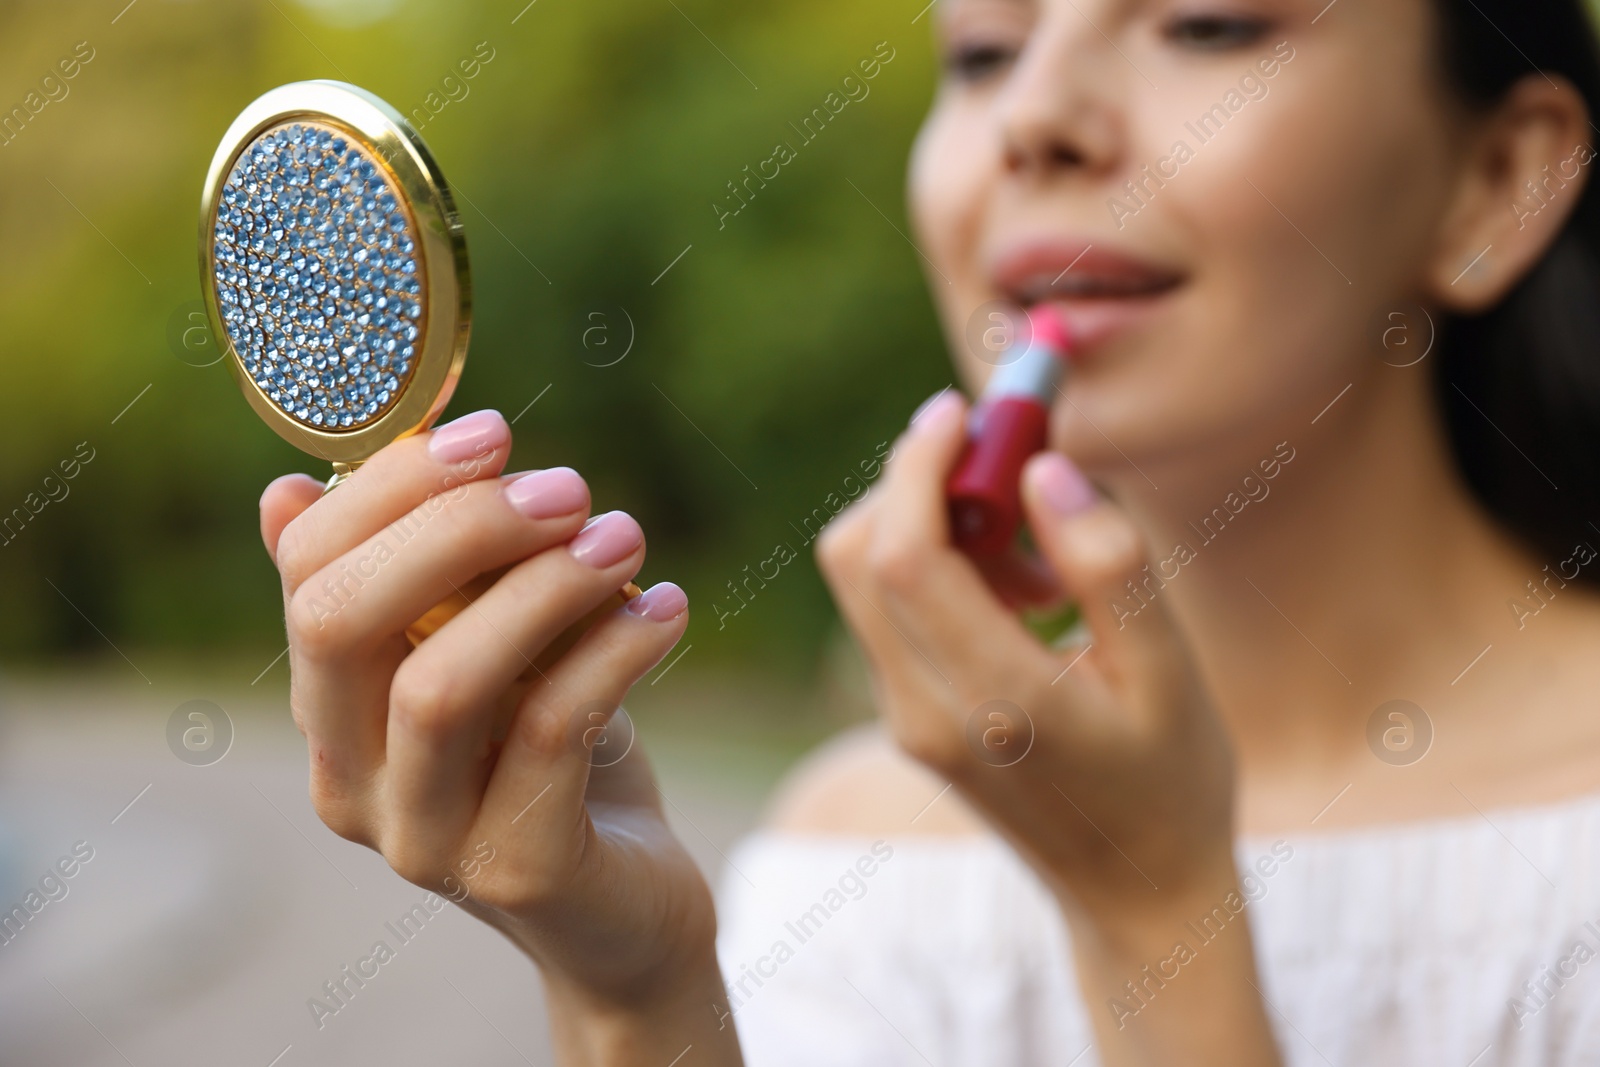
[307,773,372,847]
[503,699,570,762]
[389,664,465,749]
[458,879,515,911]
[1074,511,1147,586]
[891,720,966,774]
[814,522,852,577]
[466,872,539,913]
[814,506,869,574]
[430,486,506,563]
[866,536,926,592]
[286,584,354,659]
[482,857,578,914]
[384,840,445,890]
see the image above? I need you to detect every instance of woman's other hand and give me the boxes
[817,391,1276,1066]
[817,391,1236,914]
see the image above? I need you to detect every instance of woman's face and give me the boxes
[910,0,1466,485]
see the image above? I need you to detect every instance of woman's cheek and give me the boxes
[1175,64,1440,377]
[910,100,1003,386]
[910,111,986,273]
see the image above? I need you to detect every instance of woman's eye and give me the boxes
[944,43,1017,82]
[1164,14,1270,50]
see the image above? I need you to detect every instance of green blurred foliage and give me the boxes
[0,0,949,676]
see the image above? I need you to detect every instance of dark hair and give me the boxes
[1434,0,1600,574]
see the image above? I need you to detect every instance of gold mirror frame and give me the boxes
[198,80,471,467]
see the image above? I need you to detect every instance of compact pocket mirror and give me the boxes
[200,80,469,484]
[201,81,635,671]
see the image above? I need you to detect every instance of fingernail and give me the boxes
[505,467,589,520]
[569,511,644,569]
[625,581,688,621]
[428,410,508,465]
[910,388,961,427]
[1030,453,1098,515]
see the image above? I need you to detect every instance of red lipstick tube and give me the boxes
[947,307,1072,556]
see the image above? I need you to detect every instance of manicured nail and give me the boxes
[625,581,688,621]
[428,410,508,465]
[910,388,961,427]
[505,467,589,520]
[1030,453,1098,515]
[569,511,644,569]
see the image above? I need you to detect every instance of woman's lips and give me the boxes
[1034,294,1174,353]
[989,240,1186,352]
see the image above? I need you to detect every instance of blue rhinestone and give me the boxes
[216,121,419,430]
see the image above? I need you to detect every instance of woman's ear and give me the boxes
[1425,75,1593,312]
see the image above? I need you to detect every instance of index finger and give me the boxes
[859,391,1060,699]
[272,409,512,594]
[877,389,967,543]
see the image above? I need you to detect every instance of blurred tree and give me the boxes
[0,0,947,678]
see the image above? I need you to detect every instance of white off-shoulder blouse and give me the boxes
[714,793,1600,1066]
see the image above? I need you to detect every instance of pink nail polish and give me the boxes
[428,410,508,465]
[625,582,688,621]
[569,511,644,569]
[910,388,955,426]
[505,468,589,520]
[1032,453,1098,515]
[910,389,961,428]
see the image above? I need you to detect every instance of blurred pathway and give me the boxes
[0,674,784,1067]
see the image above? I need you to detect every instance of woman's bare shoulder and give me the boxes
[762,723,989,836]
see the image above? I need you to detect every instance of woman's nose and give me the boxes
[995,8,1127,180]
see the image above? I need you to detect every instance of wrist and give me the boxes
[1051,849,1244,961]
[1052,855,1281,1066]
[542,946,742,1067]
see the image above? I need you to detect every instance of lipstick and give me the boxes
[947,305,1072,556]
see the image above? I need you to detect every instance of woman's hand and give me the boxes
[259,410,741,1065]
[816,391,1279,1066]
[817,390,1235,913]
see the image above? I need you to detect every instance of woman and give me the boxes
[258,0,1600,1063]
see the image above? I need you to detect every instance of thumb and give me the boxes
[260,473,325,566]
[1020,452,1185,693]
